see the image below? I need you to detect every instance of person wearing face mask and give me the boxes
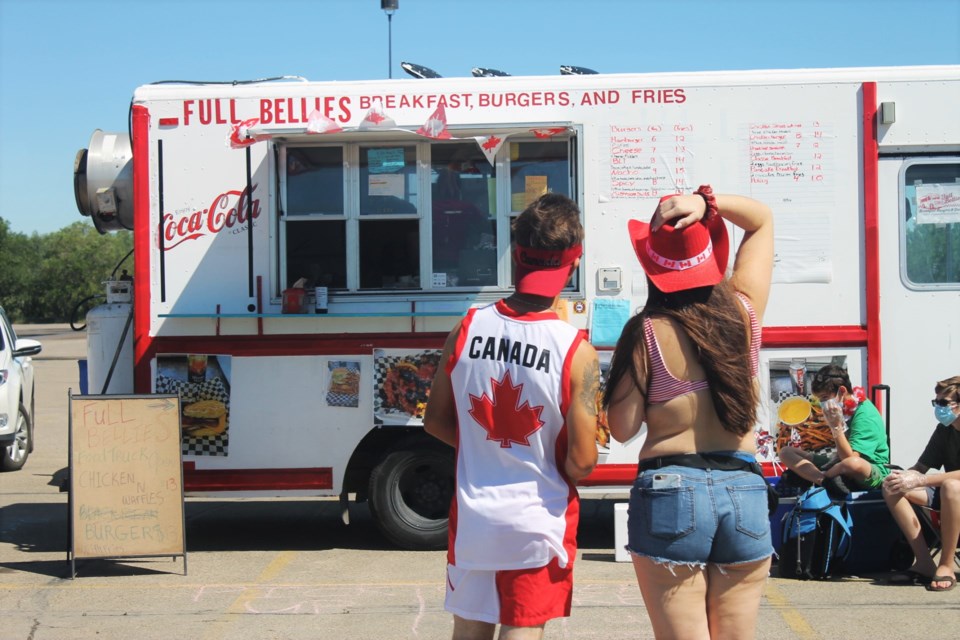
[882,375,960,592]
[779,364,890,497]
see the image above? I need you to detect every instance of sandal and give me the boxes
[926,575,957,592]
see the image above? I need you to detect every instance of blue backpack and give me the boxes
[779,486,853,579]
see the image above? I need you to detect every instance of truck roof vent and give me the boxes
[400,61,443,79]
[560,65,599,75]
[471,67,511,77]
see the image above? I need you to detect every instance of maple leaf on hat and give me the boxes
[468,371,545,448]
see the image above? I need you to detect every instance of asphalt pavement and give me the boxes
[1,326,958,639]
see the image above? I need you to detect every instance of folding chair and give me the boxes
[913,503,960,570]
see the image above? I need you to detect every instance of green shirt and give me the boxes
[846,399,890,468]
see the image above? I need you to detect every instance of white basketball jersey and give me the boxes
[447,300,585,570]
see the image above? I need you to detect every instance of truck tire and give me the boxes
[1,403,31,471]
[369,445,454,550]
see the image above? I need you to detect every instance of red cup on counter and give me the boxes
[281,288,307,314]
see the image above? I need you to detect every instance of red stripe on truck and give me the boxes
[861,82,883,392]
[132,105,153,394]
[183,462,333,491]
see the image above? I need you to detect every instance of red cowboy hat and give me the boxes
[628,195,729,293]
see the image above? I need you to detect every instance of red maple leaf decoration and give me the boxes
[366,111,386,125]
[468,371,545,448]
[482,135,502,151]
[531,127,566,139]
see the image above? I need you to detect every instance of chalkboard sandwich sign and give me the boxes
[67,393,187,578]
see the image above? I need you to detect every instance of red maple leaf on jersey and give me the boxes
[482,135,502,151]
[468,371,545,448]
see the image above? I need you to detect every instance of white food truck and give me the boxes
[73,65,960,549]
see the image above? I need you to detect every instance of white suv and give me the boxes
[0,306,42,471]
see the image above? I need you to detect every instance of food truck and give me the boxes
[73,65,960,549]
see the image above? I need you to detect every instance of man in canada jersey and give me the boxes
[424,193,600,640]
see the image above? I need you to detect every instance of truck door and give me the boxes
[878,156,960,465]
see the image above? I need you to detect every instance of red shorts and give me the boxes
[444,558,573,627]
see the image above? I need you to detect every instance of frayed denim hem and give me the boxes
[624,546,771,576]
[625,546,707,574]
[711,553,773,575]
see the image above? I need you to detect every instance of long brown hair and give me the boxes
[603,279,758,436]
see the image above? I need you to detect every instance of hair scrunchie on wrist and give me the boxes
[695,185,718,221]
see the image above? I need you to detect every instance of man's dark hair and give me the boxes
[512,193,584,250]
[811,364,853,396]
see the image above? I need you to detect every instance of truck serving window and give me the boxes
[901,160,960,289]
[284,146,347,290]
[507,139,577,290]
[359,145,420,289]
[279,132,578,296]
[431,142,497,288]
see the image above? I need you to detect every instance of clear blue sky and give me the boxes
[1,0,958,235]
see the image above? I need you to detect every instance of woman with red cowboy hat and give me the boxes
[603,187,774,640]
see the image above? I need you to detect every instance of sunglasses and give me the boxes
[931,398,958,407]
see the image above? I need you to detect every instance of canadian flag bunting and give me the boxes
[358,100,397,130]
[416,104,451,139]
[474,134,507,166]
[306,110,344,134]
[222,101,503,148]
[530,127,568,139]
[228,118,272,149]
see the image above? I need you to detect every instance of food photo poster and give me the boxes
[155,354,232,457]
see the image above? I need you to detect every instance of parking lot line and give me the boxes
[201,550,297,640]
[764,580,819,639]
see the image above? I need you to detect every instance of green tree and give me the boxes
[0,217,132,322]
[0,218,43,322]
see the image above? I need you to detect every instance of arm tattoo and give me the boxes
[579,361,601,417]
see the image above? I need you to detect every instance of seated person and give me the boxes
[883,375,960,592]
[780,364,890,496]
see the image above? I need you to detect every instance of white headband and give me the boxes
[645,238,714,271]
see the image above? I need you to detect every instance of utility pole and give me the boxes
[381,1,399,79]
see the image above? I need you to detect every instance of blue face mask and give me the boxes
[934,404,957,426]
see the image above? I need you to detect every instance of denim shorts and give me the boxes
[924,486,942,510]
[626,465,773,566]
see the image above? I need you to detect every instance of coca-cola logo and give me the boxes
[162,184,261,250]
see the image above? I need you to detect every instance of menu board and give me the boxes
[602,122,697,199]
[68,394,186,575]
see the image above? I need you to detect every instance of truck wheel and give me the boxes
[369,446,454,550]
[1,403,31,471]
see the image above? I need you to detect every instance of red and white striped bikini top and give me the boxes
[643,292,760,405]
